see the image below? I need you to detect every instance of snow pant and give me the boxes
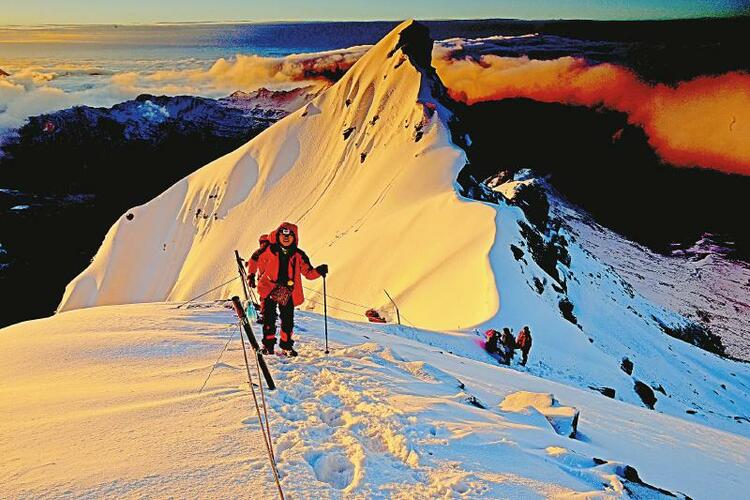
[520,347,530,366]
[501,346,514,365]
[262,297,295,349]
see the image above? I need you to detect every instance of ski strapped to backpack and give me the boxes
[230,295,276,391]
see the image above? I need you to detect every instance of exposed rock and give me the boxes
[590,386,616,398]
[511,181,550,230]
[465,395,487,409]
[342,126,356,140]
[558,298,577,325]
[533,277,545,294]
[510,244,524,261]
[652,315,726,357]
[621,357,634,375]
[593,460,685,498]
[634,380,657,409]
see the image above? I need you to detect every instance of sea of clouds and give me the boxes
[1,34,747,175]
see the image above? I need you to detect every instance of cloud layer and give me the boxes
[2,37,748,176]
[433,49,750,176]
[0,46,369,133]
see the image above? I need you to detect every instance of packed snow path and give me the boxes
[3,303,748,498]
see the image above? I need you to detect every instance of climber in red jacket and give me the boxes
[516,326,533,366]
[246,222,328,356]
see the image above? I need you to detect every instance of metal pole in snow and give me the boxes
[384,289,401,326]
[323,275,329,354]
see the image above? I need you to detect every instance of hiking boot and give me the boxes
[280,347,298,357]
[261,346,274,356]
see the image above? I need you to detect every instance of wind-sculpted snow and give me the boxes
[2,302,745,497]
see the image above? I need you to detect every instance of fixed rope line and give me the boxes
[254,352,276,466]
[301,285,370,310]
[176,276,239,309]
[306,298,362,317]
[237,321,284,499]
[303,285,419,328]
[198,323,237,394]
[398,312,418,329]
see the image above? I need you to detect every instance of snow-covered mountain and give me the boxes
[57,19,750,439]
[17,88,317,144]
[220,86,321,121]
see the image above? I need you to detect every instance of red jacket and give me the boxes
[247,222,321,306]
[516,329,532,350]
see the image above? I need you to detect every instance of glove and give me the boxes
[247,273,256,288]
[315,264,329,277]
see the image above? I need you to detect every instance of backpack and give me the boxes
[485,329,500,353]
[517,330,531,349]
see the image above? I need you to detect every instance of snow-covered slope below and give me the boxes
[57,20,750,439]
[565,207,750,361]
[3,302,748,498]
[469,174,750,437]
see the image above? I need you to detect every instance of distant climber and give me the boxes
[246,222,328,356]
[365,309,386,323]
[516,326,533,366]
[484,328,500,355]
[246,234,271,323]
[484,328,513,365]
[500,328,516,365]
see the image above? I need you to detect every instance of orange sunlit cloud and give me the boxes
[434,53,750,176]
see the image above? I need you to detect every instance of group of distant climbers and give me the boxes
[484,326,533,366]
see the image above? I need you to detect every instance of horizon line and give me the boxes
[1,14,748,29]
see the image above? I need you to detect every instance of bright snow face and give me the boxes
[58,20,499,332]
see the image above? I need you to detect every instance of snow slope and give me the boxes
[58,20,498,331]
[56,20,750,438]
[567,210,750,361]
[3,302,748,498]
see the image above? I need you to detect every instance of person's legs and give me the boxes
[504,347,512,365]
[262,298,279,351]
[521,348,529,366]
[278,300,295,350]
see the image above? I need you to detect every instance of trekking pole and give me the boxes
[323,275,329,355]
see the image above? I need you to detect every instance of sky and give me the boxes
[1,0,748,25]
